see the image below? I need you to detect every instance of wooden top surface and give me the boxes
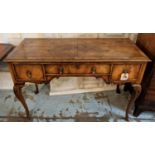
[0,44,14,61]
[5,38,150,62]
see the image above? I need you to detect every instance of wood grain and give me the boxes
[4,38,150,62]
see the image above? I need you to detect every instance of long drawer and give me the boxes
[44,63,111,75]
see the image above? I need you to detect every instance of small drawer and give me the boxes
[152,73,155,79]
[145,90,155,101]
[149,78,155,90]
[112,64,141,82]
[45,63,110,75]
[14,64,44,81]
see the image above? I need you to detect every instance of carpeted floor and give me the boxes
[0,84,155,122]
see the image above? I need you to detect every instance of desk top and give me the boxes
[0,44,14,61]
[5,38,150,63]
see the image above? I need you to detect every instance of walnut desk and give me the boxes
[4,38,150,121]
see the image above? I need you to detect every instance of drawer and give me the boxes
[112,64,141,82]
[145,90,155,101]
[149,77,155,90]
[152,68,155,78]
[45,63,110,75]
[14,64,44,81]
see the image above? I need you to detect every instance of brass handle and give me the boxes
[75,64,80,69]
[59,67,64,74]
[123,69,128,74]
[26,70,32,79]
[91,67,96,74]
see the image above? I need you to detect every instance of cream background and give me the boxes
[0,33,137,45]
[0,33,138,95]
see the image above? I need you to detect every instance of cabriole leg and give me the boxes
[125,84,142,121]
[13,83,30,119]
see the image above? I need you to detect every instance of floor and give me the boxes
[0,84,155,122]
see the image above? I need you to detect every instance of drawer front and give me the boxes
[112,64,141,82]
[148,77,155,90]
[45,63,110,75]
[152,66,155,78]
[14,64,44,81]
[145,90,155,102]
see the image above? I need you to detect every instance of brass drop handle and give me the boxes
[123,69,128,74]
[26,70,32,79]
[59,67,64,74]
[75,64,80,69]
[91,66,96,74]
[123,69,129,78]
